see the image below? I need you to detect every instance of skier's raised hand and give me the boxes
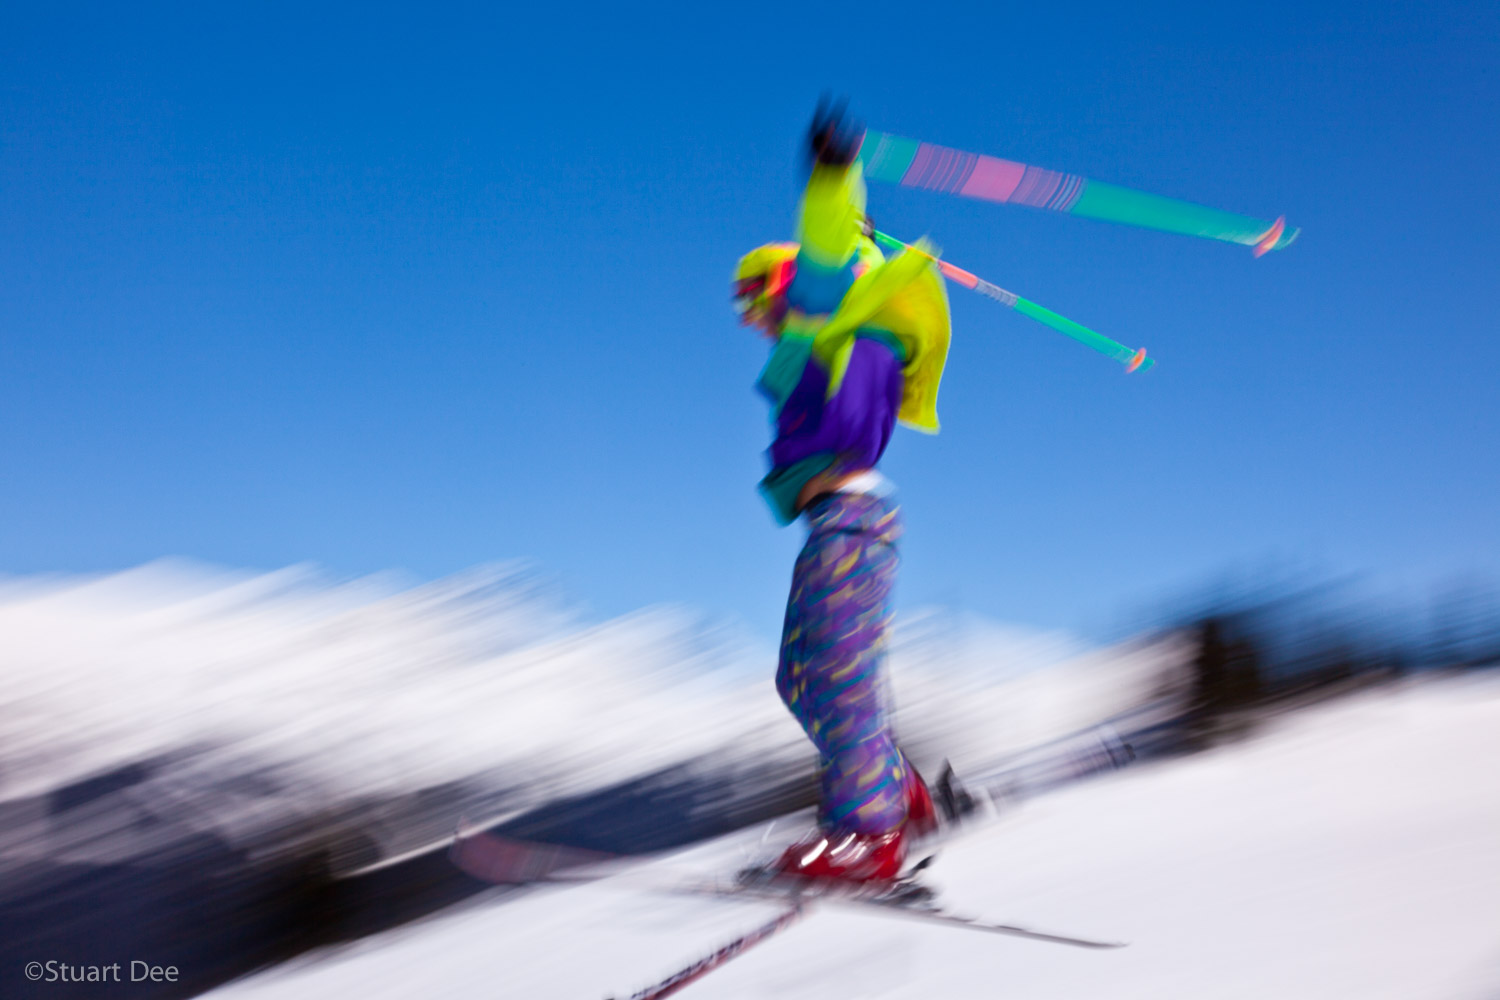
[808,96,864,167]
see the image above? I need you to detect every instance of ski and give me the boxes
[607,903,809,1000]
[472,727,1132,1000]
[824,891,1125,949]
[671,874,1126,950]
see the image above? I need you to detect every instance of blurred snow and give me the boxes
[210,673,1500,1000]
[0,561,1178,819]
[6,563,1498,998]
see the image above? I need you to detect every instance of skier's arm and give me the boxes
[795,107,950,419]
[796,103,868,271]
[797,162,867,270]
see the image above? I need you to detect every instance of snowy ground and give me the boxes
[211,674,1500,1000]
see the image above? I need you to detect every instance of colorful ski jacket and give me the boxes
[755,161,952,524]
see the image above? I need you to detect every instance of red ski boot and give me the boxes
[768,771,938,886]
[769,828,906,885]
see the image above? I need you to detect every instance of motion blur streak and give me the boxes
[4,562,1496,998]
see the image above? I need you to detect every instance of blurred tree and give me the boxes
[1429,578,1499,669]
[1186,615,1262,747]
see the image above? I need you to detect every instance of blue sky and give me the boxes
[2,1,1496,640]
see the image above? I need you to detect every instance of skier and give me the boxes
[731,103,952,885]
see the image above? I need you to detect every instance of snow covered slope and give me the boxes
[210,674,1500,1000]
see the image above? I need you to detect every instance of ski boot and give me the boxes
[763,828,906,886]
[754,769,941,893]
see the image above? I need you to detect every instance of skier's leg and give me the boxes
[776,494,908,836]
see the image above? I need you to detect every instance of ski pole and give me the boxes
[859,130,1296,257]
[871,230,1153,373]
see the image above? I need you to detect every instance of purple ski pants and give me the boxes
[776,492,912,835]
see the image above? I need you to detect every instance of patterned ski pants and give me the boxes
[776,492,910,835]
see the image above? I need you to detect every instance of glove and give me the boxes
[808,97,865,167]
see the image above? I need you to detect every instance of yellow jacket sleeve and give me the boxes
[809,239,952,433]
[796,162,868,269]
